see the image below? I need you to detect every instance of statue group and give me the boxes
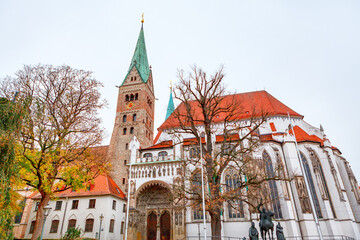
[248,204,285,240]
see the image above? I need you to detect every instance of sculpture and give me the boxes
[276,222,285,240]
[249,221,259,240]
[257,202,274,240]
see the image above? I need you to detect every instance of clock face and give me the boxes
[127,101,134,109]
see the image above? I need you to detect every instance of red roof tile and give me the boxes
[159,91,302,130]
[142,140,173,150]
[289,126,323,145]
[153,130,162,145]
[32,174,125,200]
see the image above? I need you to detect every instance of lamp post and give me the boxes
[199,131,207,240]
[98,214,104,240]
[40,204,52,240]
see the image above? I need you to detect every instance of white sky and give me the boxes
[1,0,359,179]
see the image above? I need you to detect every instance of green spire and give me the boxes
[122,22,150,84]
[165,87,175,120]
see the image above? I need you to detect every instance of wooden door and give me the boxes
[147,211,157,240]
[160,211,171,240]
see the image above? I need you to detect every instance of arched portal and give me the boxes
[135,181,173,240]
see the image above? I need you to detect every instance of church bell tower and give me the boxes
[107,18,155,191]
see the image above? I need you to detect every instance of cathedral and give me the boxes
[107,20,360,240]
[14,20,360,240]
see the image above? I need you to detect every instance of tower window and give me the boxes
[123,128,127,135]
[133,114,137,121]
[130,94,134,101]
[135,93,138,100]
[123,115,127,122]
[125,143,128,150]
[122,178,126,184]
[130,127,134,134]
[125,95,129,102]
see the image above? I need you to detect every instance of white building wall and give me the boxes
[24,195,126,240]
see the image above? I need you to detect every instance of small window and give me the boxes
[109,219,115,233]
[122,178,126,185]
[143,153,153,161]
[123,203,126,213]
[123,115,127,122]
[50,220,60,233]
[112,200,116,210]
[34,202,39,211]
[124,160,127,165]
[71,200,79,209]
[125,95,129,101]
[125,143,128,150]
[130,94,134,101]
[190,147,200,158]
[135,93,138,100]
[88,199,96,209]
[133,114,137,121]
[55,201,62,210]
[85,219,94,232]
[67,219,76,230]
[123,128,127,135]
[121,221,125,234]
[130,127,134,134]
[29,220,36,234]
[158,151,168,161]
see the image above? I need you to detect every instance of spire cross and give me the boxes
[170,80,173,89]
[141,13,144,23]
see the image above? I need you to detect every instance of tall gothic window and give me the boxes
[133,114,137,121]
[123,115,127,122]
[192,172,204,220]
[300,152,323,218]
[263,151,282,219]
[130,127,134,134]
[225,168,244,218]
[123,128,127,135]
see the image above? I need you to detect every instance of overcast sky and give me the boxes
[1,0,359,179]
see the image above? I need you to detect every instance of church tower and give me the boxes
[107,19,155,191]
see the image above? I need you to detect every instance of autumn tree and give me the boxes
[0,65,107,240]
[170,66,289,237]
[0,95,23,239]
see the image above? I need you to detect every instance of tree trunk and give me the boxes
[210,206,222,239]
[31,193,50,240]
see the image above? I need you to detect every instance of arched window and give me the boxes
[133,114,137,121]
[225,168,244,218]
[135,93,138,100]
[300,152,322,218]
[109,219,115,233]
[50,219,60,233]
[125,95,129,102]
[158,151,168,161]
[130,94,134,101]
[263,151,282,219]
[130,127,134,134]
[84,218,94,232]
[192,172,203,220]
[190,147,200,159]
[67,219,76,230]
[123,115,127,122]
[123,128,127,135]
[143,153,153,162]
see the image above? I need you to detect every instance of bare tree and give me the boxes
[169,66,289,237]
[0,65,108,240]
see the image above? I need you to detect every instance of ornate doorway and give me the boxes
[160,211,171,240]
[147,211,157,240]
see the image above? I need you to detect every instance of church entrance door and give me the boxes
[160,210,171,240]
[147,211,157,240]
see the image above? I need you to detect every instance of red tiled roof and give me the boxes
[153,131,162,144]
[289,126,323,145]
[159,91,302,130]
[269,122,277,132]
[142,140,173,150]
[215,134,240,142]
[32,174,125,200]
